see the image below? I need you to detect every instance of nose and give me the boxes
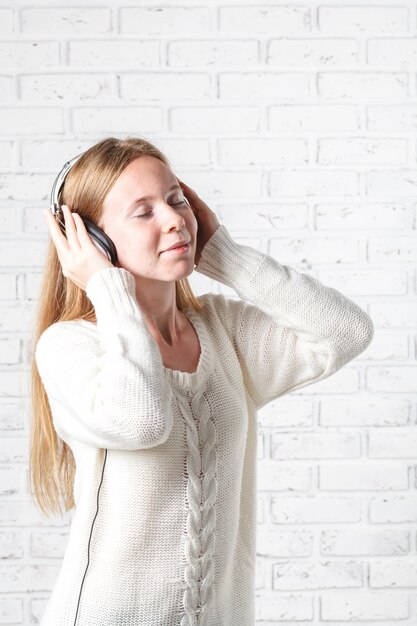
[160,202,186,232]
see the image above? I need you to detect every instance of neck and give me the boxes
[133,277,184,346]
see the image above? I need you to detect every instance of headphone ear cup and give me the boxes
[81,217,118,266]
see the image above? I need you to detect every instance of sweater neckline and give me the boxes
[161,305,214,392]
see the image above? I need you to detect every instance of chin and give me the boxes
[168,263,194,281]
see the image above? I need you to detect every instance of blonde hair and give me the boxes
[28,136,205,518]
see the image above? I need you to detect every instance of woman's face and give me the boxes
[100,155,198,281]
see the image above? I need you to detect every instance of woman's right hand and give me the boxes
[43,204,114,292]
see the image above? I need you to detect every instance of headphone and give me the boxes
[49,151,189,267]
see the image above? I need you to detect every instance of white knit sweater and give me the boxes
[35,224,374,626]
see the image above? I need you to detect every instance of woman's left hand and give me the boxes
[176,178,220,266]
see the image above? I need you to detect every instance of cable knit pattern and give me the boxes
[35,224,374,626]
[177,390,217,625]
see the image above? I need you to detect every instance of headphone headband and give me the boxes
[49,152,85,217]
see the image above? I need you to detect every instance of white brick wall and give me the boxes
[1,0,415,624]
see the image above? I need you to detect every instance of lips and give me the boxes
[162,239,190,252]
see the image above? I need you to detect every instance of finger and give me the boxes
[179,181,199,200]
[61,205,82,251]
[177,178,192,191]
[44,207,71,255]
[177,180,197,204]
[44,207,65,232]
[72,212,93,246]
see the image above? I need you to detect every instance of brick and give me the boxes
[367,366,417,393]
[357,329,408,361]
[0,273,16,299]
[258,461,311,492]
[370,495,417,523]
[31,598,52,625]
[0,305,36,333]
[272,559,361,590]
[0,467,19,496]
[0,403,24,431]
[20,74,113,101]
[271,433,360,459]
[367,169,417,196]
[268,38,358,66]
[120,72,210,100]
[0,9,13,34]
[218,138,308,165]
[257,530,313,557]
[369,431,417,458]
[369,237,417,262]
[69,40,160,67]
[154,138,210,167]
[370,557,417,587]
[321,528,409,556]
[369,301,417,328]
[0,176,52,201]
[170,106,259,133]
[30,531,69,558]
[0,598,23,624]
[120,7,210,34]
[320,396,411,427]
[258,398,313,428]
[0,530,23,558]
[219,6,311,33]
[315,203,408,230]
[269,104,359,131]
[318,72,407,100]
[271,496,361,523]
[270,169,358,196]
[219,72,310,100]
[0,208,17,234]
[319,463,407,490]
[320,590,409,620]
[318,7,408,33]
[255,592,313,621]
[0,41,59,69]
[368,105,417,130]
[0,499,71,526]
[218,202,308,231]
[153,170,262,201]
[0,141,13,168]
[24,272,44,302]
[20,140,90,168]
[368,38,417,66]
[72,107,163,133]
[0,76,13,103]
[0,108,63,134]
[0,564,61,592]
[168,40,258,67]
[0,336,20,363]
[218,137,308,166]
[21,8,111,34]
[318,137,407,165]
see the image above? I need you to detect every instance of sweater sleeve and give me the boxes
[194,224,374,410]
[35,267,174,450]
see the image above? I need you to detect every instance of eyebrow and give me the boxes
[124,183,182,214]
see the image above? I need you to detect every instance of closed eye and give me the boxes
[133,200,187,219]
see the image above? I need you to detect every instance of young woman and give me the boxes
[30,136,374,626]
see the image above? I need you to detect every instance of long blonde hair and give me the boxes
[28,136,205,518]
